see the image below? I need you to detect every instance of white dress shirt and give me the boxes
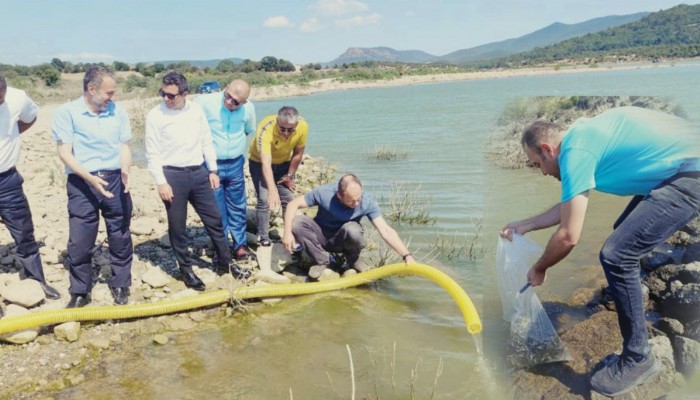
[145,100,218,185]
[0,87,38,173]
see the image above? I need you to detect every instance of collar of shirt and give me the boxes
[74,96,116,118]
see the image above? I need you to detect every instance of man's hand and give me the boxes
[499,222,531,241]
[209,173,220,190]
[404,254,415,265]
[269,188,281,212]
[282,234,295,253]
[277,175,296,191]
[527,264,547,286]
[158,183,174,202]
[89,175,114,198]
[121,170,130,193]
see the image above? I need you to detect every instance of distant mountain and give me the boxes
[327,46,436,65]
[326,12,649,66]
[438,12,649,64]
[154,57,244,68]
[501,4,700,65]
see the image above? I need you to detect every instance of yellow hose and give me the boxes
[0,263,481,335]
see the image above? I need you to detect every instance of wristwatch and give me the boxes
[285,173,296,180]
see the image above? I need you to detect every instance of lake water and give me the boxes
[64,63,700,399]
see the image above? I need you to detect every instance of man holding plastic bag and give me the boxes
[500,107,700,397]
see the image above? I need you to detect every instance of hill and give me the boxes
[327,46,436,65]
[438,12,649,64]
[497,4,700,65]
[154,57,244,68]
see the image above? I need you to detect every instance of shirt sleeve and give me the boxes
[245,104,257,136]
[144,109,167,185]
[117,106,133,142]
[304,189,320,207]
[364,195,382,221]
[199,108,218,171]
[51,105,74,144]
[560,147,598,203]
[257,122,273,155]
[18,93,38,123]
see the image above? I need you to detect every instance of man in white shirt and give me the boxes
[145,71,251,291]
[0,76,60,305]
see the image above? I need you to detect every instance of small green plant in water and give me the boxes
[380,182,434,225]
[365,144,410,161]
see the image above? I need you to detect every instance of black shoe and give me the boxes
[229,262,252,280]
[40,282,61,300]
[259,239,271,247]
[110,287,130,305]
[181,270,206,291]
[66,294,91,309]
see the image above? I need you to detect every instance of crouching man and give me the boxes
[282,174,414,279]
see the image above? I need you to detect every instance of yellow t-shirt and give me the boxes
[248,115,308,163]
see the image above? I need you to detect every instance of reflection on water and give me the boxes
[58,64,700,398]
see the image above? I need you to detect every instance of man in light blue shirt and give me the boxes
[195,79,256,261]
[501,107,700,397]
[52,66,133,308]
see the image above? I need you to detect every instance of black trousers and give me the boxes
[162,165,231,271]
[66,171,133,294]
[0,167,47,283]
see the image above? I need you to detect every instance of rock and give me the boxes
[678,261,700,284]
[86,338,111,350]
[342,268,358,278]
[54,322,81,342]
[0,304,39,344]
[642,243,684,270]
[130,217,159,236]
[141,267,170,288]
[661,282,700,322]
[189,311,206,322]
[685,320,700,342]
[152,334,169,345]
[66,373,86,386]
[654,318,684,337]
[164,316,197,331]
[2,279,45,308]
[159,234,171,248]
[317,268,341,281]
[255,270,292,285]
[682,242,700,264]
[672,336,700,376]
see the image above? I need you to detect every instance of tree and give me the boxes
[51,58,66,71]
[33,64,61,87]
[113,61,130,71]
[260,56,279,72]
[216,59,236,73]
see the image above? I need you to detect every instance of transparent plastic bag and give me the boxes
[496,235,572,369]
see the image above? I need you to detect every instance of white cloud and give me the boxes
[54,52,118,63]
[263,16,293,28]
[310,0,368,16]
[335,12,381,28]
[299,17,325,33]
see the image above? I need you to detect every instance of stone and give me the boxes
[152,334,169,345]
[678,261,700,284]
[130,217,159,236]
[2,279,45,308]
[0,304,39,344]
[159,234,171,248]
[86,338,111,350]
[141,267,170,288]
[317,268,341,281]
[54,322,81,342]
[164,316,197,331]
[661,282,700,322]
[672,336,700,376]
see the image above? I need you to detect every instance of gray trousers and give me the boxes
[291,215,364,265]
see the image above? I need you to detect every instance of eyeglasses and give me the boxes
[278,125,296,134]
[224,92,243,106]
[159,89,180,100]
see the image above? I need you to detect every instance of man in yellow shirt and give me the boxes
[248,106,308,246]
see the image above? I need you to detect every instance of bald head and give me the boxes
[222,79,250,111]
[337,174,363,209]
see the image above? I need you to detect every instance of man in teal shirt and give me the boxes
[501,107,699,397]
[195,79,256,260]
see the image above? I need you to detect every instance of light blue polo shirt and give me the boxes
[195,92,256,160]
[304,183,382,232]
[51,97,132,173]
[559,107,700,202]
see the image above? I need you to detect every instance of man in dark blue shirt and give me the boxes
[282,174,414,279]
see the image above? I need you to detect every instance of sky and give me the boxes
[2,0,699,66]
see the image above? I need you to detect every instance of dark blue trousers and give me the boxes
[66,171,133,294]
[163,165,232,271]
[0,167,47,283]
[600,172,700,361]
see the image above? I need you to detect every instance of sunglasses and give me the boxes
[278,126,296,134]
[224,92,242,106]
[159,89,180,100]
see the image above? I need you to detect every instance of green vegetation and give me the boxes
[478,4,700,68]
[379,182,435,225]
[428,217,485,261]
[365,144,410,161]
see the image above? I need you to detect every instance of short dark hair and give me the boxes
[521,120,563,156]
[83,65,114,92]
[0,76,7,91]
[162,71,189,94]
[338,174,362,194]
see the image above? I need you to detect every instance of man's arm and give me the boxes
[17,118,37,134]
[500,203,562,239]
[278,145,305,191]
[282,195,309,253]
[527,192,589,286]
[57,142,114,198]
[260,152,281,211]
[371,216,415,265]
[120,142,131,193]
